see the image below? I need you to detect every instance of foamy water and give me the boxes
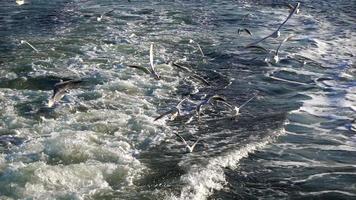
[0,1,355,199]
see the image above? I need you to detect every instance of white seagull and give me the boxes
[127,43,160,80]
[231,94,257,116]
[246,2,300,47]
[48,80,82,107]
[154,98,188,121]
[174,133,200,153]
[97,9,115,22]
[196,95,231,119]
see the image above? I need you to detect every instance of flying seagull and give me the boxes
[272,35,294,63]
[20,40,39,53]
[97,9,115,22]
[196,95,231,119]
[231,94,257,116]
[246,2,300,47]
[127,43,160,80]
[189,39,205,57]
[174,132,200,153]
[154,98,188,121]
[48,80,83,107]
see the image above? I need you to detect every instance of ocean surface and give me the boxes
[0,0,355,199]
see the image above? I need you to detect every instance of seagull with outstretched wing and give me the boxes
[48,80,83,107]
[154,98,188,121]
[127,43,160,80]
[97,9,115,22]
[246,2,300,47]
[174,132,200,153]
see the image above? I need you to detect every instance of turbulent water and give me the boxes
[0,0,355,199]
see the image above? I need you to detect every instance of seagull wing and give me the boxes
[176,98,188,108]
[242,28,252,36]
[154,109,175,121]
[209,95,227,102]
[276,2,300,31]
[209,95,234,110]
[51,80,82,103]
[245,45,269,53]
[238,95,257,109]
[246,33,273,47]
[22,40,39,53]
[52,88,67,102]
[190,74,211,86]
[149,43,155,72]
[104,9,115,16]
[196,100,209,118]
[172,62,192,72]
[127,65,151,74]
[276,35,294,55]
[218,101,234,110]
[287,3,294,10]
[54,80,82,91]
[174,132,188,146]
[196,42,205,57]
[191,138,201,150]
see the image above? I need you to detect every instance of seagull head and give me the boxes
[153,71,160,80]
[170,111,179,121]
[272,55,279,63]
[272,31,280,38]
[96,17,102,22]
[48,99,55,108]
[232,106,240,116]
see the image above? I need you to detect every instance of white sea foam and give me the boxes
[169,129,285,200]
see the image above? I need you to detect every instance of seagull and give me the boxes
[154,98,188,121]
[127,43,160,80]
[97,9,115,22]
[48,80,83,108]
[20,40,39,53]
[246,2,300,47]
[272,35,294,63]
[189,39,205,57]
[238,28,252,36]
[196,95,231,119]
[16,0,25,5]
[174,133,200,153]
[231,94,257,116]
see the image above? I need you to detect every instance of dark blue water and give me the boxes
[0,1,355,199]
